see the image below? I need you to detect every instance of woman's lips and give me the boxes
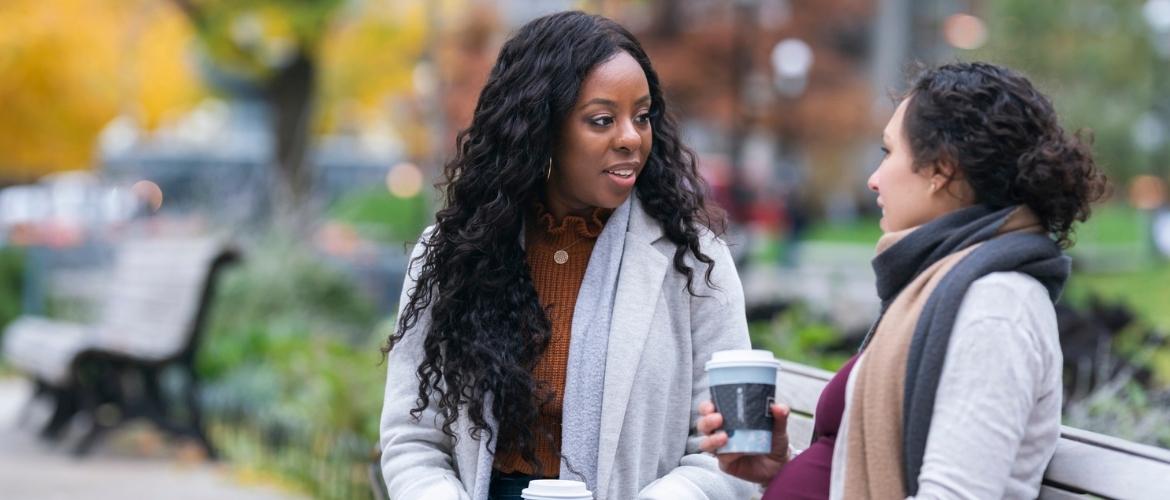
[603,167,637,189]
[604,167,635,178]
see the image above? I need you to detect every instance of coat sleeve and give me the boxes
[638,235,760,499]
[380,227,471,500]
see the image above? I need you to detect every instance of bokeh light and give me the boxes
[385,161,423,199]
[1130,175,1169,210]
[131,180,164,212]
[943,13,988,50]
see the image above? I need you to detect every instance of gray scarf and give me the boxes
[559,195,631,490]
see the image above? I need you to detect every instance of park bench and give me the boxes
[776,359,1170,499]
[1,237,239,457]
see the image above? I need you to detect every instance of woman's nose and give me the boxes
[614,120,640,152]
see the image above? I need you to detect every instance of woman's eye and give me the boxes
[880,146,890,156]
[591,116,614,127]
[635,113,651,124]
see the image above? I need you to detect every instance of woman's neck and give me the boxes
[543,195,596,223]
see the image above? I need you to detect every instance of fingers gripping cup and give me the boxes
[521,479,593,500]
[705,349,781,454]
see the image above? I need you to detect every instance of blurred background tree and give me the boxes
[0,0,204,180]
[169,0,344,224]
[972,0,1158,185]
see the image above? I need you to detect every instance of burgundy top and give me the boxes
[762,354,860,500]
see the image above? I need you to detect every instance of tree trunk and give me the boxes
[267,50,316,233]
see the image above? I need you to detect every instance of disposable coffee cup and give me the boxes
[705,349,781,454]
[521,479,593,500]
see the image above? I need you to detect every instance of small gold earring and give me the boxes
[547,157,552,181]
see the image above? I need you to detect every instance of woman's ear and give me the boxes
[931,161,975,204]
[928,161,957,194]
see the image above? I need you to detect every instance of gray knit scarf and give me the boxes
[559,194,631,490]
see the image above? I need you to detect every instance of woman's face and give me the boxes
[547,51,653,218]
[867,97,967,233]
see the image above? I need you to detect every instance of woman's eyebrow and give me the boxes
[580,95,651,108]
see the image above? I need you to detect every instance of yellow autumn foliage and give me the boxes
[0,0,444,182]
[0,0,205,181]
[317,1,427,134]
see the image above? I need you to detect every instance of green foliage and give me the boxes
[181,0,345,79]
[749,304,851,372]
[803,216,882,244]
[198,238,386,499]
[972,0,1159,183]
[328,188,430,243]
[0,247,24,372]
[0,247,24,334]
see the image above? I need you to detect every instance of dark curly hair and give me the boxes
[383,11,722,475]
[903,62,1108,247]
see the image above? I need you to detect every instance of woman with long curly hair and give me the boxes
[379,11,755,500]
[698,62,1108,499]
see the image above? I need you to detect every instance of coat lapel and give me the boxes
[595,198,668,495]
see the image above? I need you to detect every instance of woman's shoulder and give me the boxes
[963,272,1051,317]
[401,225,438,277]
[955,271,1060,354]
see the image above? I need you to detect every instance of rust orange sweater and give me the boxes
[493,205,611,476]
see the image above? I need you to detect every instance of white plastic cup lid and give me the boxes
[705,349,781,371]
[521,479,593,499]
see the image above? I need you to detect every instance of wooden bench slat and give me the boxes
[1058,425,1170,463]
[101,289,202,310]
[110,268,208,287]
[1043,427,1170,498]
[786,414,815,450]
[776,360,833,416]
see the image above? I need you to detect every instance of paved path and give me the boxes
[0,378,305,500]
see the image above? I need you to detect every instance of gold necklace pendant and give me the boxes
[554,249,569,264]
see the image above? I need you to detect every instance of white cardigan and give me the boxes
[379,197,757,500]
[829,271,1064,499]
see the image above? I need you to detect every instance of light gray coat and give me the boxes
[379,196,756,499]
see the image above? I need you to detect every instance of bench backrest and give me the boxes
[773,360,1170,498]
[93,237,238,362]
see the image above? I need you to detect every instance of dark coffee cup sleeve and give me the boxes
[711,383,775,431]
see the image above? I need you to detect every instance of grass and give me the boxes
[1074,204,1147,246]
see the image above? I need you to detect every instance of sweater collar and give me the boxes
[532,203,613,239]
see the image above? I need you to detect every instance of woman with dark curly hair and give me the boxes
[698,61,1108,499]
[379,11,755,500]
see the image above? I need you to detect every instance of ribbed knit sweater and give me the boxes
[493,205,612,476]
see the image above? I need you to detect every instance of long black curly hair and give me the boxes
[903,62,1108,247]
[383,11,723,474]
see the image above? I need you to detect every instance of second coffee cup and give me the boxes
[521,479,593,500]
[705,349,781,454]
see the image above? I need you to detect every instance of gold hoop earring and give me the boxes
[546,157,552,181]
